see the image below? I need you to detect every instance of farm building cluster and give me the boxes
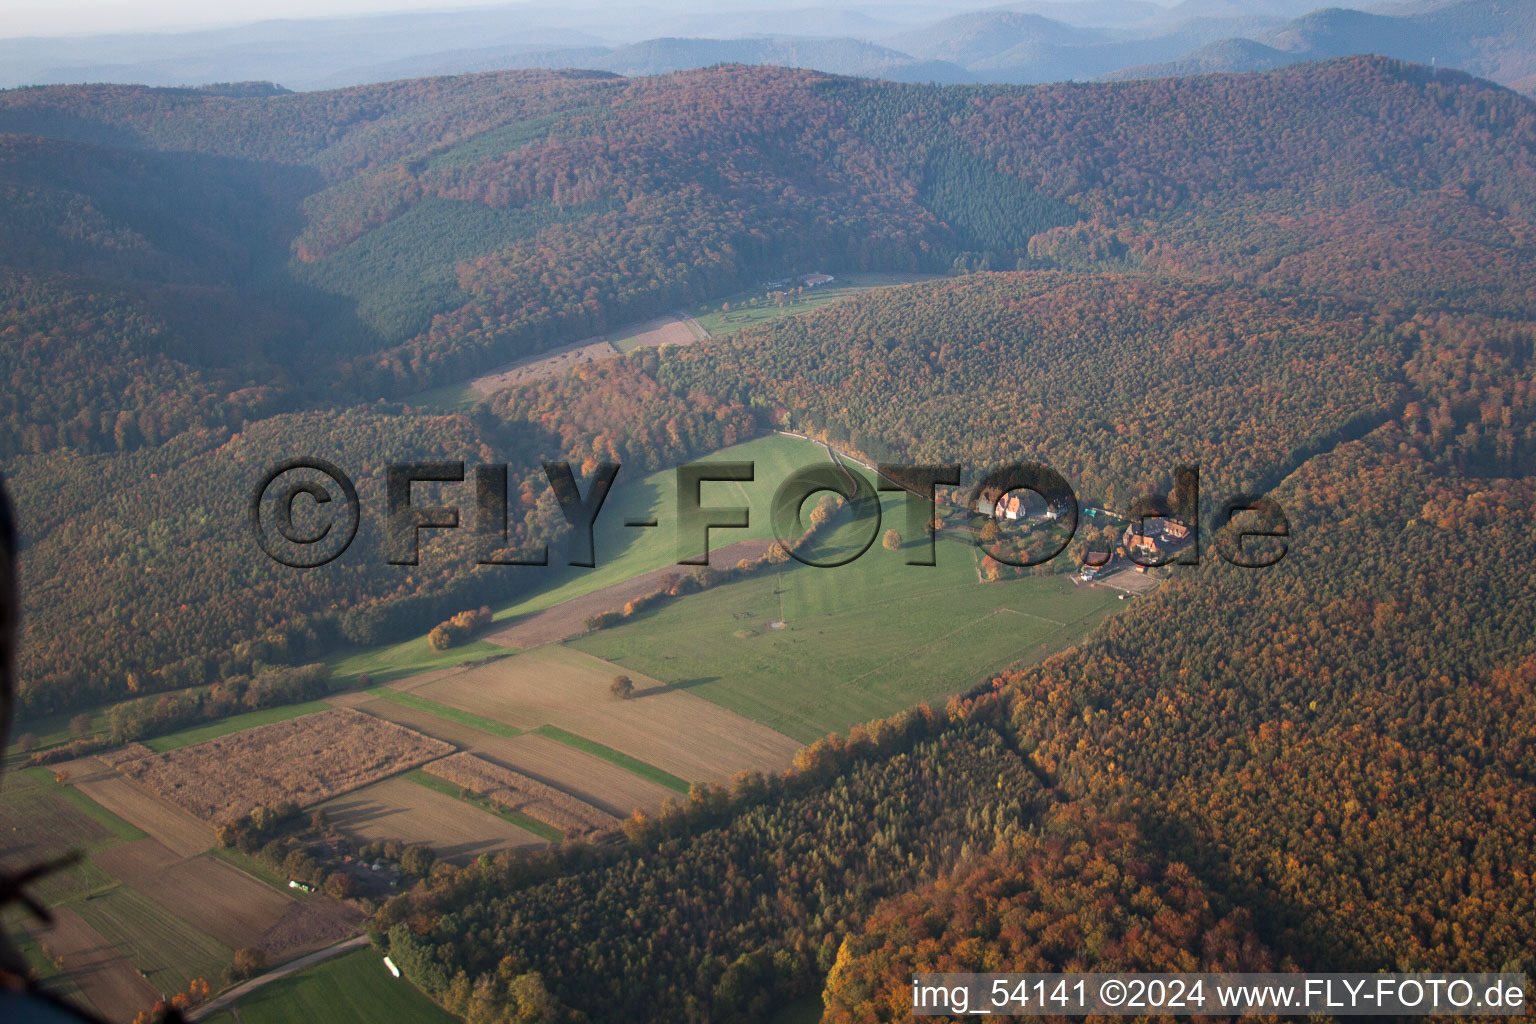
[967,485,1193,586]
[1080,516,1193,580]
[762,271,836,291]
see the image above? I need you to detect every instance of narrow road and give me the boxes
[679,311,711,341]
[188,934,371,1021]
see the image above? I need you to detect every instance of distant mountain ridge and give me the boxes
[0,0,1532,95]
[1106,0,1536,88]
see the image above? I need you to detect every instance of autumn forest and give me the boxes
[1,51,1534,1023]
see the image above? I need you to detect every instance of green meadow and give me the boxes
[324,432,832,684]
[570,483,1122,743]
[202,948,456,1024]
[692,272,939,337]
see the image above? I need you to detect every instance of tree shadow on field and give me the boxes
[631,676,718,699]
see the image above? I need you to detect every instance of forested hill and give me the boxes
[7,54,1536,714]
[4,53,1536,1024]
[1,56,1533,457]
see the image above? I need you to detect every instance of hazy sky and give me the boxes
[2,0,532,37]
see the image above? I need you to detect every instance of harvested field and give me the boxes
[424,753,620,837]
[483,733,678,817]
[257,895,365,962]
[95,840,292,950]
[28,907,157,1023]
[71,883,230,999]
[318,774,548,864]
[72,771,214,858]
[110,708,452,823]
[0,782,111,864]
[607,312,707,353]
[96,743,155,768]
[344,695,514,751]
[467,312,706,396]
[468,338,618,394]
[482,538,775,649]
[92,837,180,880]
[52,755,117,783]
[0,768,127,903]
[408,647,801,785]
[343,698,675,816]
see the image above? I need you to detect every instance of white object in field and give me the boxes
[384,956,401,978]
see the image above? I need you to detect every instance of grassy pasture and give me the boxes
[404,379,478,412]
[321,433,829,688]
[328,637,508,690]
[0,768,131,904]
[202,947,456,1024]
[489,432,831,623]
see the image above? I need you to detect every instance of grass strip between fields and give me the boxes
[401,769,564,843]
[532,725,690,794]
[209,846,303,895]
[367,689,522,738]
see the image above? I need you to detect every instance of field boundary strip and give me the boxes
[367,689,522,738]
[402,769,564,843]
[208,846,301,895]
[30,767,150,843]
[533,726,690,794]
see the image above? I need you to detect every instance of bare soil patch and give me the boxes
[109,708,452,823]
[343,694,508,749]
[258,896,365,962]
[468,338,618,395]
[72,773,214,858]
[28,907,157,1023]
[51,756,117,783]
[609,313,706,351]
[92,837,180,881]
[317,774,547,864]
[483,538,775,649]
[96,840,292,950]
[480,733,680,817]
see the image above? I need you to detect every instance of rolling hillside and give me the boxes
[6,55,1536,715]
[3,54,1536,1022]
